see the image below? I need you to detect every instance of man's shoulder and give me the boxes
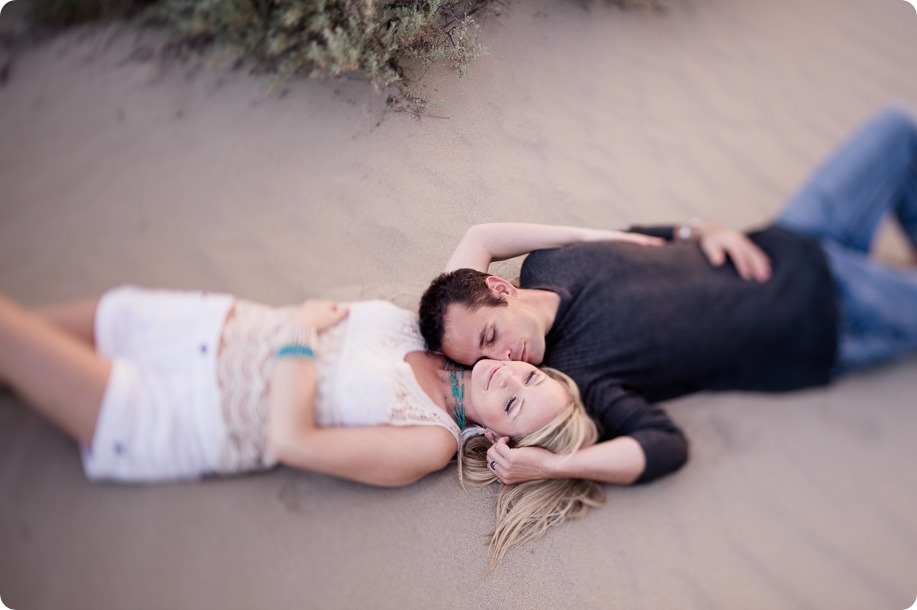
[521,241,631,281]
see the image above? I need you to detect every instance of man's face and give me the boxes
[441,299,546,366]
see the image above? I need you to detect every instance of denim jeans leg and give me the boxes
[823,241,917,374]
[775,108,917,251]
[772,108,917,375]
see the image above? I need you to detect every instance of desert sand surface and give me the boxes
[1,0,917,608]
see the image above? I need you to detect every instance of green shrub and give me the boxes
[147,0,489,107]
[23,0,489,107]
[25,0,153,26]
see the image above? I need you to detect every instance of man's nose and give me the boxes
[485,345,512,361]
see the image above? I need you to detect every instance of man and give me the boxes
[419,108,917,486]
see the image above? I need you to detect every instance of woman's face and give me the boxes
[466,360,569,439]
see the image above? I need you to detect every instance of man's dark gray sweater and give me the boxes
[519,225,839,483]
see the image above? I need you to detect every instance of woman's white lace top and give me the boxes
[215,299,460,473]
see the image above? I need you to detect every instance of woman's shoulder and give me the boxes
[346,300,423,343]
[348,299,416,318]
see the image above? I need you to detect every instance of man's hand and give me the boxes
[697,222,772,282]
[486,436,558,484]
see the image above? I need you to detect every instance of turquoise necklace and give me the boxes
[444,360,467,430]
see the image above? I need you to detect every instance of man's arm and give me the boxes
[487,435,647,485]
[445,223,663,272]
[486,383,689,485]
[631,220,772,282]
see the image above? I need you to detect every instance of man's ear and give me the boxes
[483,428,500,444]
[485,275,518,298]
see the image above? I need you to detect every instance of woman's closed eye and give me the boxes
[506,373,536,411]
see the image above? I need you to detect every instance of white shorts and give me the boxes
[81,286,235,482]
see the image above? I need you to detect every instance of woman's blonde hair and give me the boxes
[460,367,605,568]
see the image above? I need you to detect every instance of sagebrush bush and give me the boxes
[25,0,491,107]
[25,0,153,26]
[147,0,486,90]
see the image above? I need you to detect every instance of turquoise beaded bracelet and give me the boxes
[276,344,316,360]
[276,325,317,360]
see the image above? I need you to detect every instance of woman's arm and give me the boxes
[266,301,456,487]
[444,223,664,272]
[270,424,457,487]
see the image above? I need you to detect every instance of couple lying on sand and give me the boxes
[2,109,916,565]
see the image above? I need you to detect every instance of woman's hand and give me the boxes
[486,436,559,485]
[295,300,349,333]
[269,300,348,462]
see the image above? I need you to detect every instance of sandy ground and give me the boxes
[1,0,917,608]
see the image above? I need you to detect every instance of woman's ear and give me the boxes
[483,428,500,444]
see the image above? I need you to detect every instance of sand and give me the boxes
[1,0,916,608]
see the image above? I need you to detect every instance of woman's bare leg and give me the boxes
[35,299,100,348]
[0,295,110,446]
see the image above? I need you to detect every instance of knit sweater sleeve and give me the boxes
[584,378,689,483]
[627,225,677,241]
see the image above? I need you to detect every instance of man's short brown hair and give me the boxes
[419,268,507,352]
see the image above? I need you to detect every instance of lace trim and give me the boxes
[389,383,461,447]
[216,300,294,472]
[351,302,461,447]
[215,299,461,472]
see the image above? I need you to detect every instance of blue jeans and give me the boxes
[775,108,917,375]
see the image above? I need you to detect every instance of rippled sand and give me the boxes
[1,0,916,607]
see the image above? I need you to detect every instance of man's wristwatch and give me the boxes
[676,218,704,242]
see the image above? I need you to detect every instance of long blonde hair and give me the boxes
[460,367,605,568]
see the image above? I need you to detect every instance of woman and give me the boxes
[0,225,661,564]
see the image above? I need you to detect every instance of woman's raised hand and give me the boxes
[486,436,559,485]
[297,300,349,332]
